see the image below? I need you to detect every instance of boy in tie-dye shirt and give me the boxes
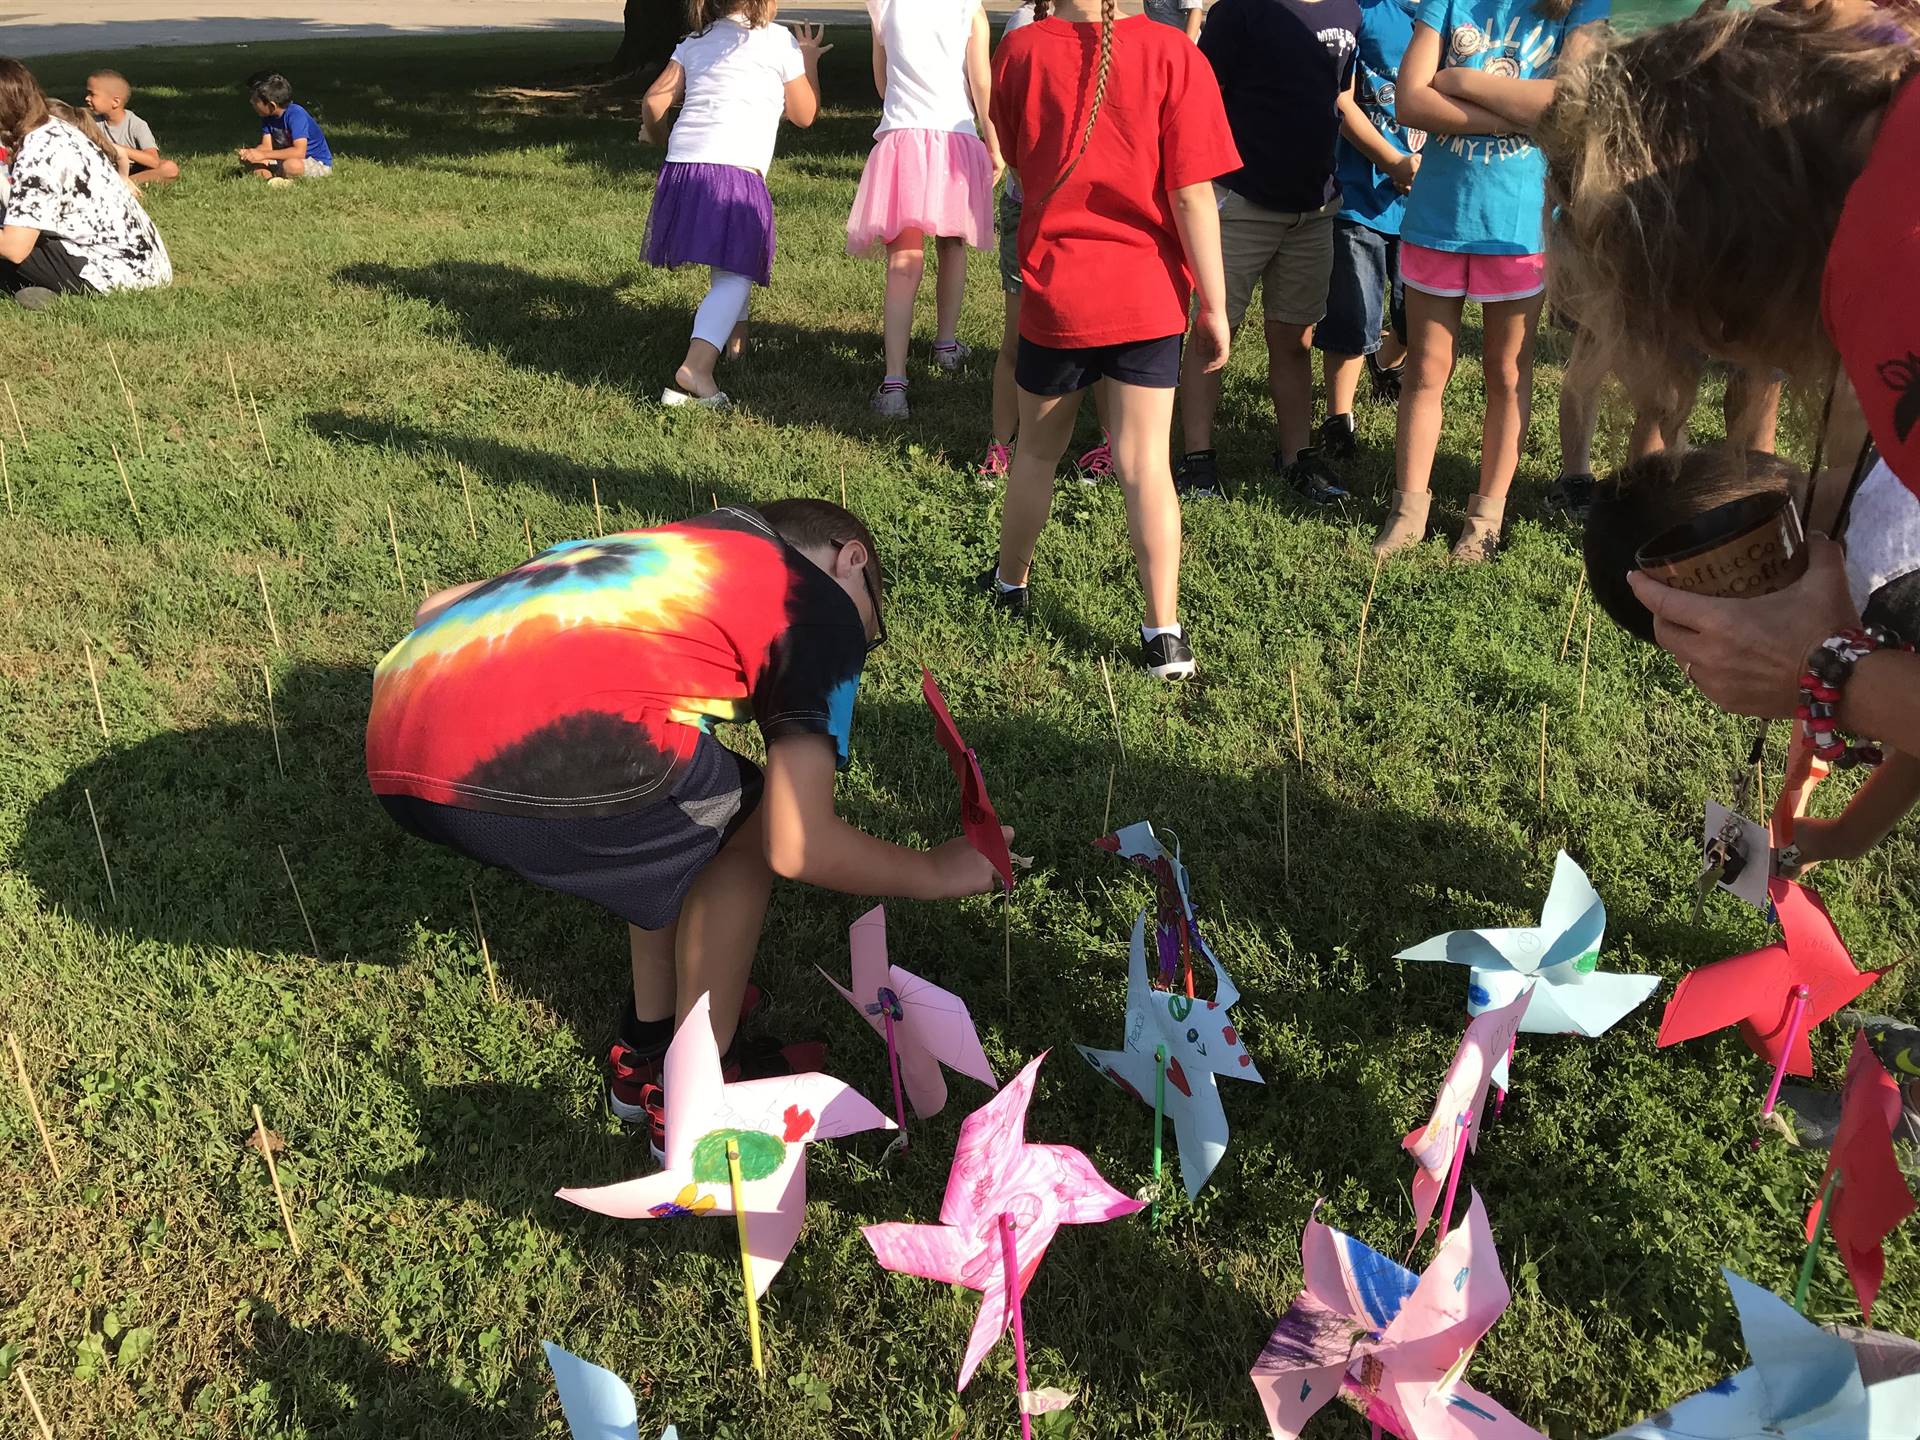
[367,499,1010,1143]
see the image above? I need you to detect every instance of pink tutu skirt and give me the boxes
[845,127,995,257]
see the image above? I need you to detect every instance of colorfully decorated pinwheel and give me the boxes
[1095,819,1223,995]
[555,993,894,1296]
[1402,993,1529,1243]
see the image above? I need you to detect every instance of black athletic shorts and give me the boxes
[1015,333,1183,395]
[379,734,763,931]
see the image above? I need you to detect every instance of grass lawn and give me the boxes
[2,29,1915,1440]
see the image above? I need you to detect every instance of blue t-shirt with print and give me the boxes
[263,102,333,167]
[1335,0,1423,233]
[1397,0,1606,255]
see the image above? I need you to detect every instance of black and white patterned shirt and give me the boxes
[5,119,171,293]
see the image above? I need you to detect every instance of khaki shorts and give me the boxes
[1218,186,1339,330]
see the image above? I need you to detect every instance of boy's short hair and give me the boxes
[248,72,294,108]
[88,69,131,99]
[757,495,884,594]
[1584,447,1801,644]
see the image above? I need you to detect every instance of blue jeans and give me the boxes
[1314,217,1404,357]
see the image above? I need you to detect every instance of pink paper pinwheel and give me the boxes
[863,1052,1144,1393]
[1403,994,1530,1244]
[556,993,894,1297]
[819,905,998,1137]
[1250,1191,1543,1440]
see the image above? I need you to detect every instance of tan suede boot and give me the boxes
[1452,493,1507,563]
[1371,489,1432,558]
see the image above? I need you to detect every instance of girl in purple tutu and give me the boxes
[848,0,1004,418]
[640,0,831,406]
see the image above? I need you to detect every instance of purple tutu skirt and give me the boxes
[643,161,776,286]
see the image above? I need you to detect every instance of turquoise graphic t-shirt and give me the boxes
[1397,0,1608,255]
[1334,0,1424,234]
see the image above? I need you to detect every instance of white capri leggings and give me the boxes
[691,268,753,350]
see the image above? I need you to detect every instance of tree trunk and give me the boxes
[610,0,683,78]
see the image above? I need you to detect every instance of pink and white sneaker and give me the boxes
[1075,436,1115,485]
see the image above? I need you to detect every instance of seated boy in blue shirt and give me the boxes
[238,72,334,182]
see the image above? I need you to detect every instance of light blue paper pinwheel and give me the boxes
[1396,851,1660,1087]
[1608,1271,1920,1438]
[541,1342,678,1440]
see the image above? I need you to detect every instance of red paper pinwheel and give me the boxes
[1807,1030,1917,1320]
[1657,878,1886,1078]
[922,669,1014,891]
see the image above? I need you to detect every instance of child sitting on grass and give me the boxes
[86,69,179,186]
[365,499,1010,1151]
[238,72,334,182]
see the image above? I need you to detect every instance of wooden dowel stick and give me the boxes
[592,477,604,535]
[1282,766,1291,889]
[106,343,145,458]
[83,787,116,907]
[276,844,321,961]
[81,634,108,740]
[469,884,500,1005]
[1003,890,1013,1002]
[2,436,13,516]
[1098,656,1126,762]
[248,389,274,468]
[524,516,534,559]
[111,442,140,520]
[15,1367,53,1440]
[1289,665,1305,764]
[7,1031,64,1180]
[1559,572,1584,662]
[1538,703,1550,804]
[457,463,477,541]
[251,1103,301,1256]
[1101,762,1115,838]
[385,503,406,588]
[3,379,27,454]
[255,565,283,650]
[263,666,285,779]
[839,464,848,511]
[1577,612,1593,714]
[1353,552,1383,686]
[226,350,244,416]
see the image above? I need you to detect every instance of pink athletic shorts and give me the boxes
[1399,242,1546,303]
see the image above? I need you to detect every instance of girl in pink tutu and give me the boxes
[848,0,1003,418]
[640,0,830,407]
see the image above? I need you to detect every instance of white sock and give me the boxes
[1142,623,1183,642]
[995,569,1025,593]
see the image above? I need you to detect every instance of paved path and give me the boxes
[1,0,900,58]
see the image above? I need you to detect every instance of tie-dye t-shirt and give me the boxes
[366,507,865,818]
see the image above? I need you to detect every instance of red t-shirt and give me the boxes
[991,15,1242,348]
[1824,72,1920,502]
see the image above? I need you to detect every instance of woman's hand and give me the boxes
[1625,537,1860,717]
[788,21,833,62]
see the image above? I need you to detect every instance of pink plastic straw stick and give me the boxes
[1001,1213,1033,1440]
[881,1003,908,1150]
[1370,1423,1382,1440]
[1437,1113,1469,1242]
[1760,983,1812,1119]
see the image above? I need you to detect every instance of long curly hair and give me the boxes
[1540,1,1917,402]
[1031,0,1116,203]
[0,56,49,150]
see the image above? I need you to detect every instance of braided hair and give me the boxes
[1031,0,1116,203]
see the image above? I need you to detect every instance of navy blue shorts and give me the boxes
[1314,217,1405,358]
[379,735,763,932]
[1015,333,1183,395]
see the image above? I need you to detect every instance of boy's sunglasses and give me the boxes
[837,540,886,653]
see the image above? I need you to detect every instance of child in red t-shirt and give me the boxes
[984,0,1241,680]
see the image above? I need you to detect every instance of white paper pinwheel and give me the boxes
[540,1342,678,1440]
[1077,908,1263,1198]
[1096,819,1225,993]
[1402,993,1530,1241]
[818,905,997,1120]
[863,1052,1144,1390]
[555,992,894,1296]
[1607,1270,1920,1439]
[1250,1190,1543,1440]
[1397,851,1659,1087]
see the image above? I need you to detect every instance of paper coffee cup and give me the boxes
[1635,492,1808,599]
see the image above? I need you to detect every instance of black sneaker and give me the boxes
[1318,413,1357,460]
[975,565,1031,618]
[1277,447,1350,506]
[1175,449,1224,500]
[1367,354,1405,404]
[1141,629,1197,681]
[1547,472,1597,519]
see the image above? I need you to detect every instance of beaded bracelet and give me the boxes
[1797,627,1912,769]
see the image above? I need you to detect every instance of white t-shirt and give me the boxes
[871,0,982,138]
[1845,458,1920,616]
[4,119,170,293]
[666,15,807,175]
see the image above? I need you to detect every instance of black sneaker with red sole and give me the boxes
[606,983,764,1128]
